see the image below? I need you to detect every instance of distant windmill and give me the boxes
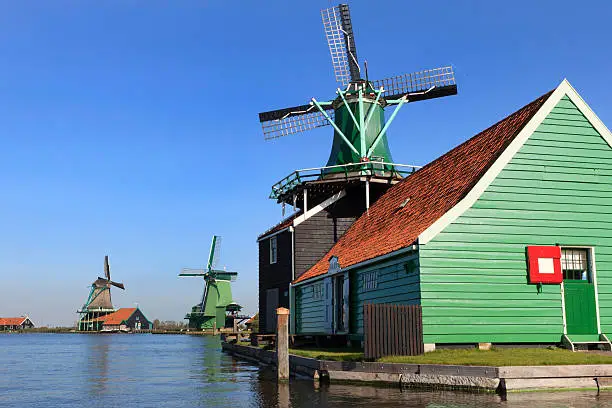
[179,236,239,331]
[259,4,458,212]
[77,256,125,331]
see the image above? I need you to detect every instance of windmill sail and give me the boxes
[207,235,222,271]
[259,106,334,140]
[321,4,359,86]
[373,66,457,102]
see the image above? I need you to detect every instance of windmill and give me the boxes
[77,256,125,331]
[179,236,240,331]
[259,4,457,214]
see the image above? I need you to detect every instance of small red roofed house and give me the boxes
[0,316,34,331]
[93,307,152,332]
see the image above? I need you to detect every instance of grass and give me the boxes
[231,342,612,365]
[289,348,364,362]
[378,347,612,366]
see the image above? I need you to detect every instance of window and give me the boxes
[270,236,278,264]
[561,248,590,281]
[362,271,378,291]
[313,283,324,300]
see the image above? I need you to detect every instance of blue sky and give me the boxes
[0,1,610,326]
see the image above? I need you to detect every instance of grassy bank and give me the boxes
[230,342,612,366]
[379,348,612,366]
[289,348,364,362]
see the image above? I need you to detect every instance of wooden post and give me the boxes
[276,307,290,381]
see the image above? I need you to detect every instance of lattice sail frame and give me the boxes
[261,109,334,140]
[208,235,222,271]
[374,66,456,100]
[321,5,358,86]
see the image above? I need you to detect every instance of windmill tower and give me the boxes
[179,236,239,331]
[259,4,458,216]
[77,256,125,331]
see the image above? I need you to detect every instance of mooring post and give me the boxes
[276,307,290,381]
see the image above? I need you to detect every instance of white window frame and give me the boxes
[362,270,378,291]
[313,283,324,300]
[270,236,278,264]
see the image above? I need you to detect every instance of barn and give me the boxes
[94,307,152,332]
[291,80,612,351]
[0,316,34,331]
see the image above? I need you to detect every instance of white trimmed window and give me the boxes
[270,236,278,264]
[561,248,590,281]
[313,283,324,300]
[362,271,378,291]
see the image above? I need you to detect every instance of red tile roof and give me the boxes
[295,90,553,283]
[0,317,27,326]
[258,211,302,240]
[93,308,136,325]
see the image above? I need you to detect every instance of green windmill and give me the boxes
[179,236,239,331]
[259,4,458,212]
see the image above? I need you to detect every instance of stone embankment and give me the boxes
[222,342,612,393]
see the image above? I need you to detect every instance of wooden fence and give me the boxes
[364,303,423,359]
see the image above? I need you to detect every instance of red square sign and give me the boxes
[527,246,562,284]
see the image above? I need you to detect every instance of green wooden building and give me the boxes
[290,80,612,350]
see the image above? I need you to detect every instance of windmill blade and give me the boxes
[104,255,110,280]
[321,4,360,86]
[179,268,207,276]
[259,103,334,140]
[372,66,457,102]
[110,281,125,290]
[207,235,222,271]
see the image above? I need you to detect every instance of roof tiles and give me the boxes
[0,317,27,326]
[93,308,136,325]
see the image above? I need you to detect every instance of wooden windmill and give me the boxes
[179,236,239,331]
[259,4,458,216]
[77,256,125,331]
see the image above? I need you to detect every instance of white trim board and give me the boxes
[293,189,346,227]
[419,79,612,245]
[256,227,290,242]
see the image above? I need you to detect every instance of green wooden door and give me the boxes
[564,280,598,335]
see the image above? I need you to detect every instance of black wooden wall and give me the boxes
[294,211,355,278]
[258,230,292,333]
[257,211,356,334]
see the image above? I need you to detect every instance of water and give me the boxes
[2,334,612,408]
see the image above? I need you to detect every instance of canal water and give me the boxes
[2,334,612,407]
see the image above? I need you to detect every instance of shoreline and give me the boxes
[222,341,612,393]
[0,329,219,335]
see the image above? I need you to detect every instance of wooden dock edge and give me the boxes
[221,342,612,393]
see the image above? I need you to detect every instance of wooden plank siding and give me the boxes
[258,230,292,334]
[294,212,355,279]
[294,253,420,336]
[350,254,420,337]
[419,96,612,344]
[295,280,327,334]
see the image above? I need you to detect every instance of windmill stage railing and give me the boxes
[270,162,421,200]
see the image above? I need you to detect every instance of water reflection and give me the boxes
[1,334,612,408]
[84,335,111,396]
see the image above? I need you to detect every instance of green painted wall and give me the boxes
[349,254,420,336]
[294,253,420,336]
[295,280,327,334]
[419,96,612,344]
[325,101,394,168]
